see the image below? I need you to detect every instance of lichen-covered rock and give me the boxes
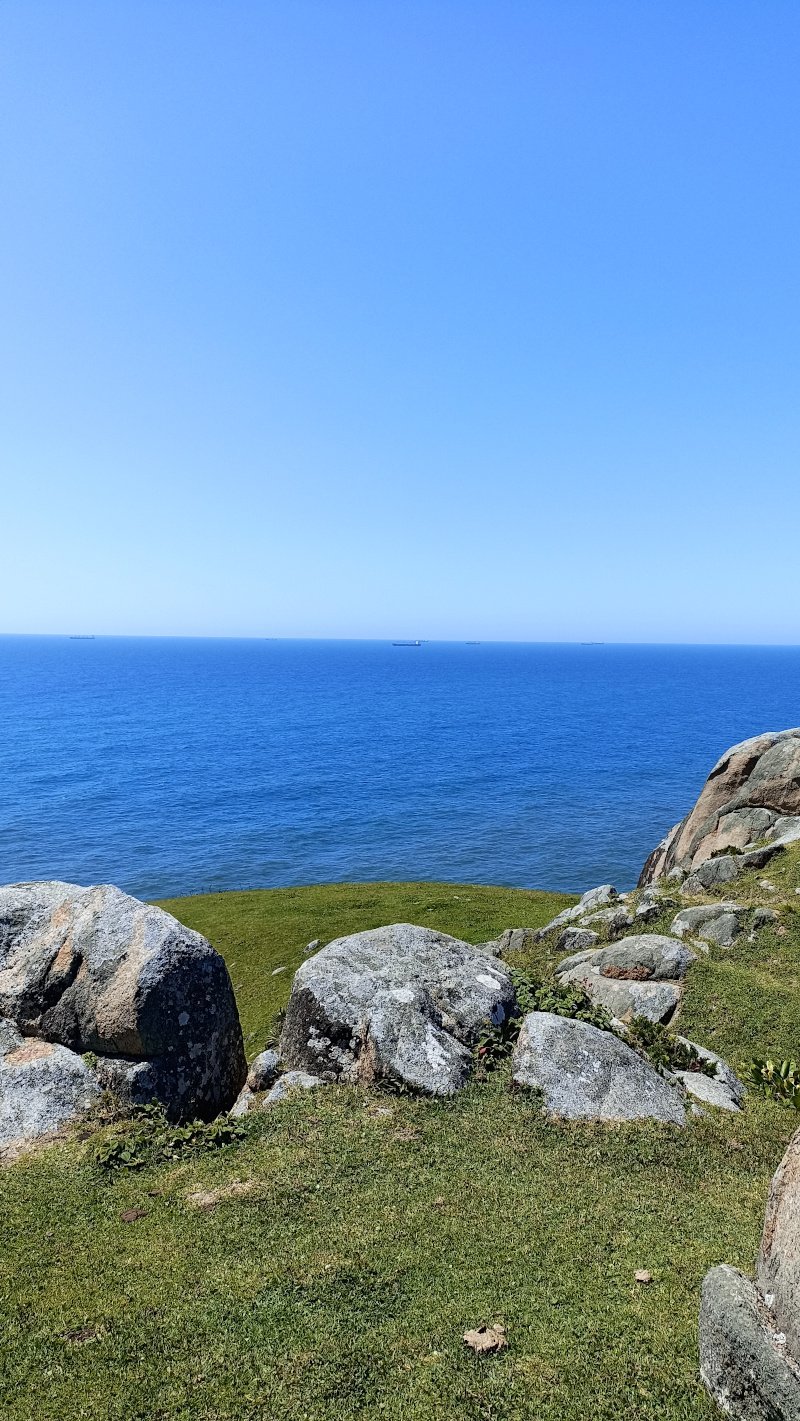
[0,881,246,1122]
[279,923,516,1096]
[640,729,800,885]
[0,1017,100,1154]
[247,1049,281,1092]
[555,927,599,956]
[700,1265,800,1418]
[579,905,634,939]
[670,902,744,948]
[511,1013,685,1124]
[555,935,695,1024]
[535,886,619,939]
[266,1070,324,1103]
[683,854,742,894]
[675,1070,741,1112]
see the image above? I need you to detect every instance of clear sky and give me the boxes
[2,1,799,642]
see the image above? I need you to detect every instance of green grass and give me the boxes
[156,881,575,1057]
[1,874,799,1420]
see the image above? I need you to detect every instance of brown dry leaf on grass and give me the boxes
[119,1207,147,1223]
[463,1323,507,1354]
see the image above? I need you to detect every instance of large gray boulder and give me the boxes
[701,1128,800,1417]
[555,935,696,1024]
[279,922,516,1096]
[640,729,800,885]
[511,1012,686,1124]
[0,881,246,1122]
[0,1017,100,1155]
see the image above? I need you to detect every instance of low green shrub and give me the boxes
[92,1102,247,1171]
[624,1017,717,1076]
[747,1057,800,1109]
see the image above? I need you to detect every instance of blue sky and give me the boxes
[2,1,799,642]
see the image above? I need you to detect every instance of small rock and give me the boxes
[229,1086,255,1118]
[635,1270,653,1284]
[265,1070,324,1104]
[535,885,619,938]
[246,1049,281,1092]
[683,856,742,894]
[757,879,778,894]
[554,927,599,955]
[675,1071,741,1112]
[579,906,634,939]
[670,903,744,949]
[493,927,538,955]
[304,940,321,956]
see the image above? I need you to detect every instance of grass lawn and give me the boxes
[1,874,799,1420]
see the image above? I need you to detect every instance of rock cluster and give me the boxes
[555,934,696,1024]
[0,881,246,1152]
[700,1129,800,1416]
[639,728,800,885]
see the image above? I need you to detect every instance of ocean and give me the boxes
[1,636,799,900]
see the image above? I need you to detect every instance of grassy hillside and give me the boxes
[1,871,799,1421]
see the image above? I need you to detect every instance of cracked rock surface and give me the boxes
[0,881,246,1124]
[279,922,516,1095]
[554,934,696,1024]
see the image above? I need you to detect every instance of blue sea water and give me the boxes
[1,636,800,901]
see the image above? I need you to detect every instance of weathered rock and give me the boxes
[683,855,742,894]
[700,1265,800,1418]
[555,935,695,1024]
[756,1128,800,1362]
[511,1013,686,1124]
[675,1070,741,1112]
[677,1037,745,1107]
[580,906,634,939]
[0,1018,100,1154]
[491,927,538,956]
[280,923,516,1096]
[0,881,246,1121]
[671,903,744,949]
[555,927,599,956]
[752,908,779,932]
[640,729,800,885]
[741,844,786,871]
[228,1085,255,1117]
[266,1070,324,1103]
[535,886,619,938]
[247,1049,281,1092]
[767,816,800,848]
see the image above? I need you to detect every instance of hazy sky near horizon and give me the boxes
[2,2,799,642]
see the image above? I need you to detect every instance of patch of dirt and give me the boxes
[186,1178,259,1210]
[463,1322,507,1354]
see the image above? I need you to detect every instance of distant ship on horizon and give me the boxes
[392,639,422,647]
